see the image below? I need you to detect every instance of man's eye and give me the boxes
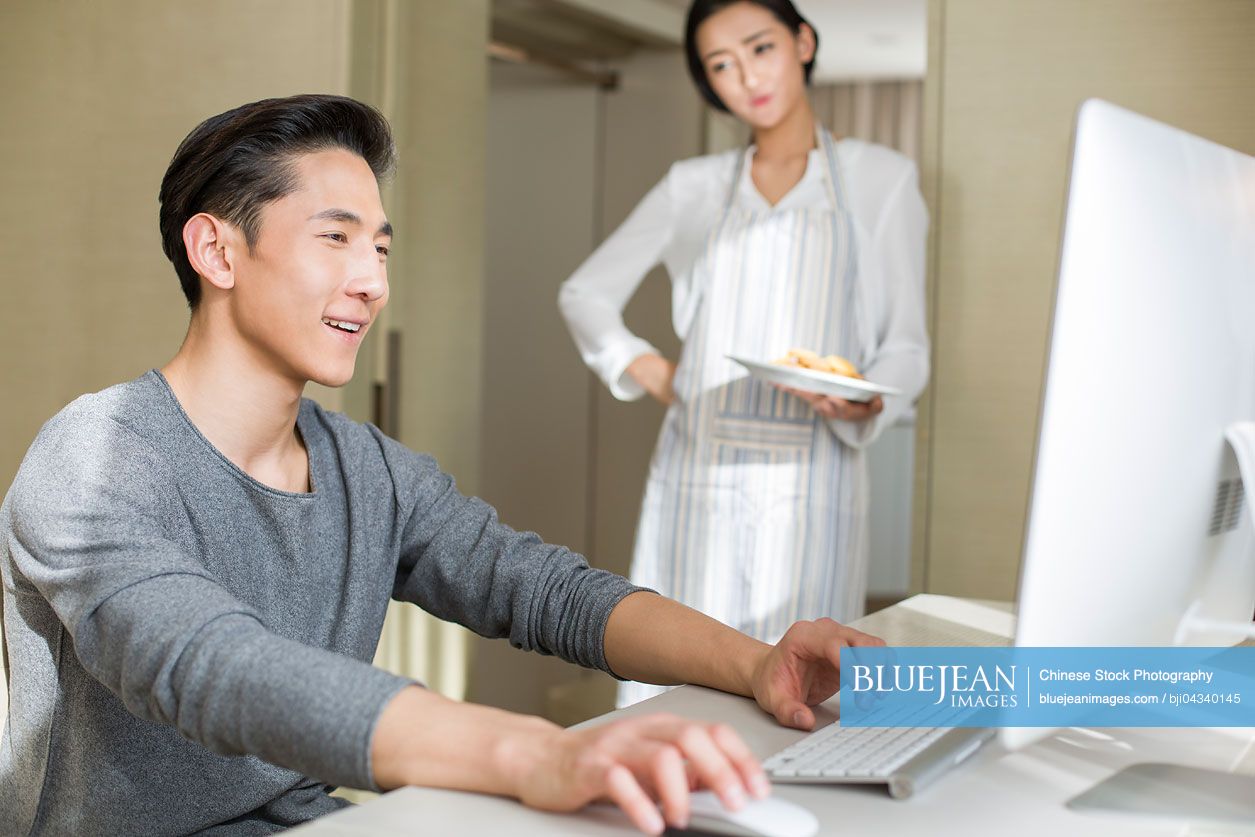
[754,42,774,55]
[322,232,348,243]
[376,245,390,257]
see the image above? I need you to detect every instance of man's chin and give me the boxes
[306,361,357,390]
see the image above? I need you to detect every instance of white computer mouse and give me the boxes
[681,790,819,837]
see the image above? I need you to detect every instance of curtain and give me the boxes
[812,80,924,165]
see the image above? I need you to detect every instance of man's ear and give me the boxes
[183,213,238,292]
[797,23,817,66]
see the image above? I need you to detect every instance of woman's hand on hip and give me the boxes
[627,354,677,405]
[778,386,883,422]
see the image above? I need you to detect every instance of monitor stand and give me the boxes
[1174,421,1255,645]
[1074,423,1255,826]
[1226,421,1255,532]
[1066,763,1255,825]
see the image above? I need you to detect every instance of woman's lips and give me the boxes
[751,94,773,108]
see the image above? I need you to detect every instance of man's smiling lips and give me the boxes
[322,316,367,341]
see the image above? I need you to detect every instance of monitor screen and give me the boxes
[1003,99,1255,750]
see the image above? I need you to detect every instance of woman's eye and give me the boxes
[754,42,774,55]
[709,61,729,74]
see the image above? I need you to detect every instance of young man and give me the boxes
[0,94,882,836]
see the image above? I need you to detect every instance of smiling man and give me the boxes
[0,94,881,836]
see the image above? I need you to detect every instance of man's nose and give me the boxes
[347,253,387,302]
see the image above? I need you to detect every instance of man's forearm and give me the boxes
[602,591,771,697]
[370,685,557,792]
[370,593,770,794]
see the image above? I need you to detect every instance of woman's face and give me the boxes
[695,2,815,131]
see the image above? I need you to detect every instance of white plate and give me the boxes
[727,355,902,403]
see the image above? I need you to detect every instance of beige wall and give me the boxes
[0,0,491,491]
[918,0,1255,599]
[471,61,601,715]
[385,0,490,492]
[0,0,353,493]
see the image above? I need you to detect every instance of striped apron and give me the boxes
[621,129,870,707]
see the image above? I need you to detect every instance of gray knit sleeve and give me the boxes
[6,411,412,791]
[378,430,648,676]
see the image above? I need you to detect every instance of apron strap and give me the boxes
[817,126,848,213]
[726,145,748,210]
[818,127,863,363]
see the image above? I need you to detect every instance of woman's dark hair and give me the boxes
[159,94,396,309]
[684,0,818,113]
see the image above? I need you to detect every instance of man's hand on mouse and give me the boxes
[507,712,771,834]
[751,618,887,730]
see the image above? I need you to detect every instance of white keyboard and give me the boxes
[763,702,993,799]
[760,600,1004,797]
[764,723,949,780]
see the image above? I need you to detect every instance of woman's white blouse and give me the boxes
[558,137,929,448]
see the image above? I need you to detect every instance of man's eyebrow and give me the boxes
[308,208,362,225]
[308,208,392,236]
[702,29,772,60]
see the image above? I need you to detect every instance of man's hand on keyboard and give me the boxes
[511,712,770,835]
[751,618,886,730]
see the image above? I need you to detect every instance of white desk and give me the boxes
[291,596,1255,836]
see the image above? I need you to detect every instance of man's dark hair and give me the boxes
[684,0,819,113]
[159,94,396,309]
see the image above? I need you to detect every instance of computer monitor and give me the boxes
[1003,99,1255,755]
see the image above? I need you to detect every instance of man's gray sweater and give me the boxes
[0,371,641,835]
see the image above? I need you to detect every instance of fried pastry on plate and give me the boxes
[771,347,862,379]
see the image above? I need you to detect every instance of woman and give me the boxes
[559,0,928,706]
